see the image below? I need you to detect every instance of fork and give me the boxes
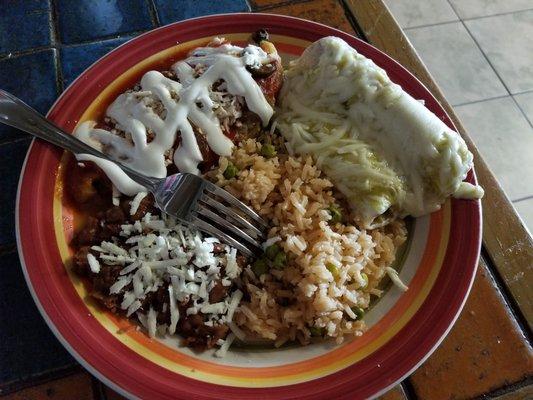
[0,89,267,257]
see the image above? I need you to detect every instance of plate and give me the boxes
[16,13,481,400]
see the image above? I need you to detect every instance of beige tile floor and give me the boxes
[385,0,533,235]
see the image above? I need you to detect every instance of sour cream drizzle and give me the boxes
[75,43,274,196]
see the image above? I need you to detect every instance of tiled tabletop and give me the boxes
[1,1,532,399]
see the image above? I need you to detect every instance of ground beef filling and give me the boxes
[71,189,238,350]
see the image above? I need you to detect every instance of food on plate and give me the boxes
[66,31,480,356]
[277,36,483,227]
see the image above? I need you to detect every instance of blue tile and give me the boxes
[0,50,58,141]
[61,35,134,86]
[0,251,75,386]
[57,0,153,44]
[0,0,52,54]
[0,140,32,247]
[154,0,250,25]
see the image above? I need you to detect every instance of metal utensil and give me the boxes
[0,89,267,256]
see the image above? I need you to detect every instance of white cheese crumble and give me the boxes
[214,333,236,358]
[86,213,246,354]
[130,191,148,215]
[87,253,100,273]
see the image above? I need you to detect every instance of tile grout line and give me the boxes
[146,0,161,27]
[453,88,533,107]
[252,0,312,12]
[61,30,151,47]
[481,248,533,344]
[401,379,419,400]
[0,136,32,147]
[47,0,58,48]
[403,19,461,32]
[472,376,533,399]
[509,88,533,96]
[49,0,64,93]
[244,0,253,12]
[0,46,57,61]
[460,6,533,22]
[512,195,533,203]
[511,95,533,129]
[0,30,153,61]
[0,243,17,255]
[451,93,511,108]
[513,103,533,128]
[339,0,369,40]
[0,365,83,396]
[48,0,60,46]
[402,6,533,31]
[90,376,108,400]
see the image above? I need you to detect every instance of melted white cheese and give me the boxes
[75,42,274,196]
[278,37,483,226]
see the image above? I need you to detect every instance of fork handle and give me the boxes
[0,89,159,191]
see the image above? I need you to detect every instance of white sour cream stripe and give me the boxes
[75,42,274,196]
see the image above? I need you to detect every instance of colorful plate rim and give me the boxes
[15,13,482,400]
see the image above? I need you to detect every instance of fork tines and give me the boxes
[190,182,267,257]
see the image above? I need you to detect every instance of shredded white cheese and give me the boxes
[225,248,240,279]
[168,285,179,335]
[385,267,409,292]
[277,36,483,227]
[90,213,246,355]
[226,289,243,323]
[109,276,132,294]
[100,241,128,256]
[214,333,236,358]
[112,185,120,206]
[262,236,281,250]
[147,307,157,338]
[87,253,100,273]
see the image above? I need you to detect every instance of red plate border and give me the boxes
[16,13,482,400]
